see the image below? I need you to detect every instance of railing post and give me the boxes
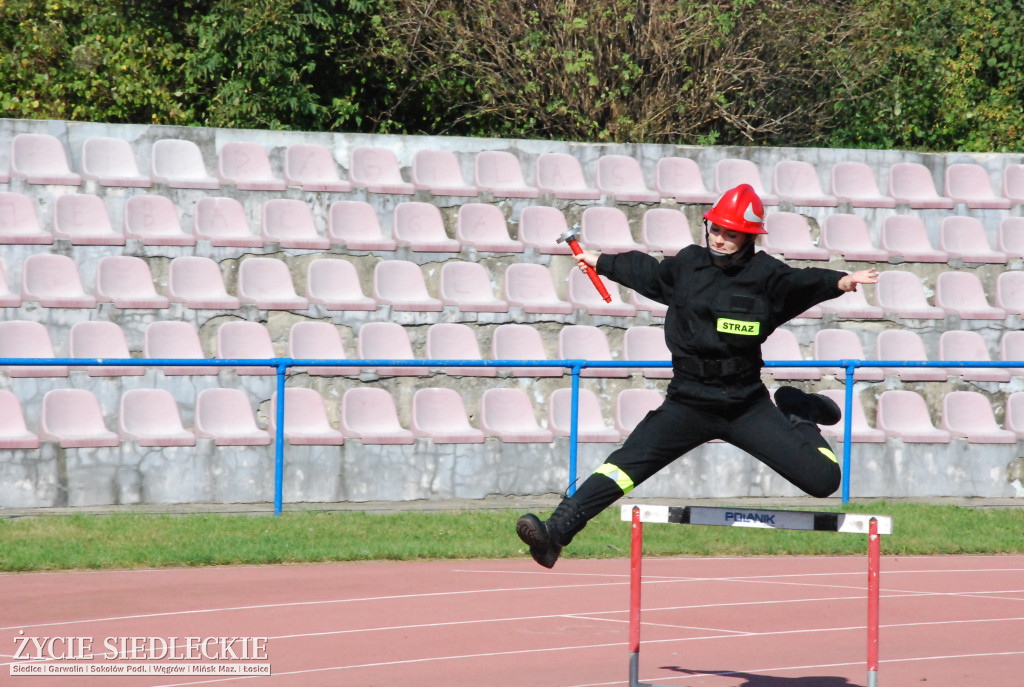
[568,361,584,497]
[274,360,289,517]
[842,360,857,504]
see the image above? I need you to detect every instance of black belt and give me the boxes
[676,356,759,379]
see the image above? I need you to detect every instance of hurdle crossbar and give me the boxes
[621,504,891,687]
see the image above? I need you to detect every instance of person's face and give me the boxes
[707,223,749,254]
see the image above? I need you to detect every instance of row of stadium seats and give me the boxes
[4,133,1024,207]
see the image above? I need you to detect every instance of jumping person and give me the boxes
[517,183,879,568]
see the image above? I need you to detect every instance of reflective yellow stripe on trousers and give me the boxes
[595,463,634,494]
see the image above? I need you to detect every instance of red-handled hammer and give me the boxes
[558,226,612,303]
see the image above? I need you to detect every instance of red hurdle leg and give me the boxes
[867,517,880,687]
[629,506,642,687]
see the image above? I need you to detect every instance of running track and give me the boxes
[3,555,1023,686]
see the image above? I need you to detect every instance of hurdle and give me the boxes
[621,504,892,687]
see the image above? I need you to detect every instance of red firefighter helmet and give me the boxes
[703,183,767,234]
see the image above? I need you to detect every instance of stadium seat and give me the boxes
[817,389,886,443]
[0,262,21,308]
[261,199,330,250]
[287,321,358,376]
[1000,330,1024,377]
[218,141,286,191]
[327,200,396,251]
[886,162,954,209]
[817,284,885,319]
[1002,164,1024,204]
[0,320,68,377]
[0,192,53,244]
[997,217,1024,259]
[479,388,553,443]
[760,212,829,260]
[594,155,660,203]
[52,193,125,245]
[879,215,947,263]
[150,139,219,189]
[615,389,665,438]
[144,320,218,376]
[938,330,1010,383]
[558,325,629,378]
[567,268,636,317]
[425,322,496,377]
[339,387,415,444]
[284,143,352,192]
[69,321,143,377]
[934,271,1006,320]
[0,391,40,449]
[474,151,539,198]
[118,389,196,447]
[875,329,948,382]
[813,329,884,382]
[580,207,646,253]
[534,153,600,200]
[760,328,821,380]
[21,254,97,308]
[411,149,477,196]
[548,388,621,443]
[940,391,1016,444]
[491,323,563,377]
[939,216,1007,264]
[81,136,151,188]
[349,146,415,194]
[268,388,345,445]
[654,157,716,204]
[995,271,1024,316]
[193,197,263,247]
[305,258,377,311]
[168,256,240,310]
[518,206,573,254]
[943,163,1011,209]
[641,208,693,257]
[772,160,837,206]
[392,202,460,252]
[439,261,508,313]
[629,290,668,317]
[123,194,196,246]
[194,388,271,446]
[455,203,523,252]
[714,159,779,205]
[10,133,82,186]
[237,257,310,310]
[1007,393,1024,439]
[356,321,428,377]
[828,161,895,208]
[39,389,119,448]
[875,389,951,443]
[820,214,888,262]
[216,320,276,376]
[622,326,672,379]
[873,270,945,320]
[95,256,170,309]
[411,388,485,444]
[372,260,443,312]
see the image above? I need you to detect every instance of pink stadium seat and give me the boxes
[392,202,460,252]
[10,133,82,186]
[474,151,539,198]
[1007,393,1024,439]
[567,268,636,317]
[813,329,884,382]
[829,162,895,208]
[0,320,67,377]
[1000,330,1024,377]
[939,216,1007,264]
[655,157,716,204]
[284,143,352,192]
[340,387,415,444]
[629,290,668,317]
[818,284,885,320]
[21,254,96,308]
[218,141,285,191]
[349,147,415,194]
[873,271,945,320]
[144,320,218,376]
[0,192,52,244]
[0,391,40,449]
[0,262,19,307]
[997,217,1024,259]
[216,320,276,376]
[534,153,600,200]
[817,389,886,443]
[876,389,951,443]
[372,260,442,312]
[194,388,271,446]
[123,194,196,246]
[95,256,170,309]
[641,208,694,257]
[456,203,523,252]
[879,215,947,263]
[261,199,330,250]
[118,389,196,447]
[52,193,125,245]
[268,388,345,446]
[306,258,377,311]
[412,149,477,196]
[558,325,629,378]
[287,321,358,376]
[995,271,1024,316]
[934,271,1005,320]
[491,323,563,378]
[193,197,263,247]
[439,261,508,313]
[356,321,428,377]
[425,322,496,377]
[614,388,663,435]
[237,257,310,310]
[820,214,888,262]
[760,212,829,260]
[714,159,779,205]
[938,330,1010,383]
[941,391,1016,444]
[943,163,1011,209]
[595,155,660,203]
[623,326,672,379]
[150,139,219,189]
[81,136,151,188]
[875,330,948,382]
[1002,164,1024,205]
[168,256,240,310]
[580,207,646,253]
[480,388,553,443]
[39,389,119,448]
[69,321,143,377]
[772,160,837,206]
[518,206,573,254]
[327,200,396,250]
[548,388,621,443]
[411,388,485,444]
[760,328,821,380]
[887,162,954,209]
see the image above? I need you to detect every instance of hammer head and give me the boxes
[556,226,581,244]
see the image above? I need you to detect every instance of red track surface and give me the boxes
[3,554,1023,686]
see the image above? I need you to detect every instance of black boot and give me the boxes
[516,499,587,569]
[775,386,842,426]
